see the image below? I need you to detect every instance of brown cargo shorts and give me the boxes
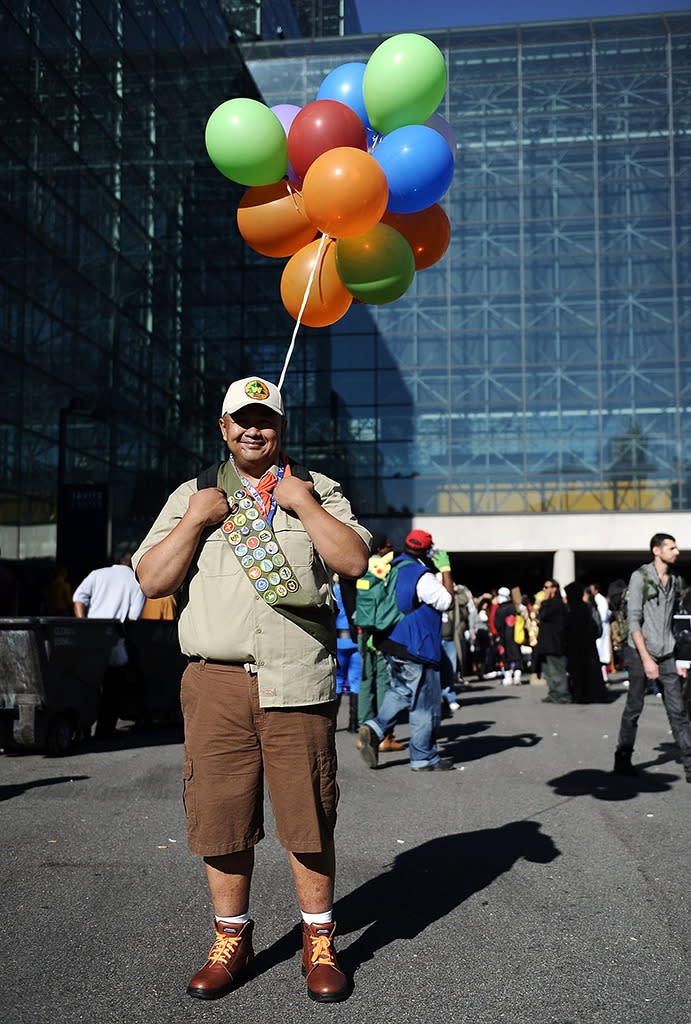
[180,661,338,857]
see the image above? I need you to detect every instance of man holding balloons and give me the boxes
[133,376,370,1003]
[205,32,455,336]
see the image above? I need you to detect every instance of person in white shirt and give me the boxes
[73,554,146,737]
[589,582,611,682]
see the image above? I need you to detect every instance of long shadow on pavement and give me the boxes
[547,766,677,799]
[253,821,559,984]
[0,774,90,802]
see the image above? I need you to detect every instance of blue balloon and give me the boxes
[372,124,455,214]
[317,62,371,129]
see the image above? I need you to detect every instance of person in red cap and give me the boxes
[358,530,455,772]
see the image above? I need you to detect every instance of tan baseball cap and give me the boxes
[221,376,285,418]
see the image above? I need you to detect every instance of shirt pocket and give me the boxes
[194,535,242,578]
[274,521,315,568]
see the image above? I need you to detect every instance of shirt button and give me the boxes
[258,660,265,667]
[256,627,262,634]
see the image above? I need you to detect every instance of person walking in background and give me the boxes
[472,595,493,678]
[438,570,468,712]
[613,533,691,781]
[333,574,360,734]
[358,530,454,773]
[354,532,404,752]
[141,593,177,619]
[494,587,523,685]
[564,583,607,703]
[43,564,73,616]
[73,552,146,737]
[133,374,369,1003]
[589,581,612,682]
[535,579,571,704]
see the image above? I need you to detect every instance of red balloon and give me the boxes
[382,204,451,270]
[287,99,367,182]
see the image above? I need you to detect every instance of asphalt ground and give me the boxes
[1,676,689,1024]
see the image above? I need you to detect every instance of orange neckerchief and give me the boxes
[253,453,292,517]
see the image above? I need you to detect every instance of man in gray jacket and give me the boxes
[613,533,691,781]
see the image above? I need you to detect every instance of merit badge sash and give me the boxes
[217,459,336,654]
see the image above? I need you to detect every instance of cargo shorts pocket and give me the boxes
[317,750,339,827]
[182,756,197,828]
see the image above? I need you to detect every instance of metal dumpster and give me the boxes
[0,617,120,754]
[124,619,186,724]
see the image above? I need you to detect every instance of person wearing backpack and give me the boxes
[357,529,455,773]
[353,533,404,752]
[133,375,370,1004]
[613,533,691,782]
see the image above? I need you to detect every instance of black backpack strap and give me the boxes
[196,462,222,490]
[287,459,321,504]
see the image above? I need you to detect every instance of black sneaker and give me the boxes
[411,756,455,772]
[613,747,637,776]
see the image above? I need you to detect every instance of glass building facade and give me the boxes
[1,6,690,590]
[0,0,269,569]
[244,14,691,529]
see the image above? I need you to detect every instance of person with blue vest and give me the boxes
[357,529,455,772]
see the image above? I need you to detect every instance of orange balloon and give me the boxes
[301,147,388,239]
[237,180,317,257]
[280,238,352,327]
[382,204,451,270]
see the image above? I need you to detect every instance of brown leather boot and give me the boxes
[301,921,348,1002]
[187,918,254,1000]
[379,733,405,752]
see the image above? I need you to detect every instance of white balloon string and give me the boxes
[278,232,329,391]
[286,178,301,210]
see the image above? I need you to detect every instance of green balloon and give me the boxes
[205,98,288,186]
[363,33,447,135]
[336,223,415,305]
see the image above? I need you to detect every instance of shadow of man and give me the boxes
[254,823,559,987]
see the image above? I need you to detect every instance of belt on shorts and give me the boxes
[188,656,248,668]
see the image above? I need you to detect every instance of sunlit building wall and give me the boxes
[243,14,691,573]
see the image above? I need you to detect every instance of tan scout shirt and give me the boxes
[132,469,370,708]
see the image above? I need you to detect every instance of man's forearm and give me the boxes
[631,629,653,666]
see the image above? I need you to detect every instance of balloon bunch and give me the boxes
[205,33,455,343]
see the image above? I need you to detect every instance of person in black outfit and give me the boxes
[564,583,608,703]
[535,580,571,703]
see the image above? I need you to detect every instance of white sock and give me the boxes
[301,909,333,926]
[216,912,250,926]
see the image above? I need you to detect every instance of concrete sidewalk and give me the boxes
[1,678,688,1024]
